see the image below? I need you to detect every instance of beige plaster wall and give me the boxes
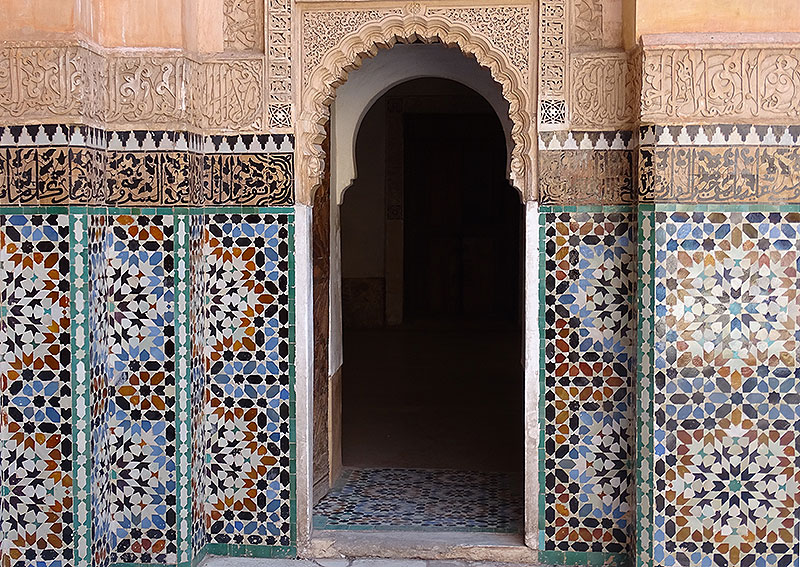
[96,0,183,48]
[0,0,77,40]
[630,0,800,47]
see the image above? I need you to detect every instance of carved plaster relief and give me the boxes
[539,0,567,127]
[641,45,800,124]
[0,44,268,133]
[224,0,264,52]
[268,0,293,129]
[105,56,186,125]
[188,58,265,131]
[0,46,83,122]
[570,52,636,129]
[571,0,602,48]
[539,149,634,205]
[298,3,534,204]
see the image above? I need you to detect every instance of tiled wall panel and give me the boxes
[540,208,635,566]
[190,213,208,560]
[638,205,800,567]
[89,212,111,567]
[0,211,75,567]
[204,212,294,552]
[107,212,177,564]
[0,128,297,566]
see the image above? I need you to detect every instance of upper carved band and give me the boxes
[298,5,534,204]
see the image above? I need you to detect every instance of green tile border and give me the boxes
[174,211,193,567]
[539,550,631,567]
[538,209,547,551]
[202,543,296,559]
[635,203,655,567]
[69,210,93,567]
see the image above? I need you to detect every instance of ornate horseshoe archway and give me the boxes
[296,3,537,204]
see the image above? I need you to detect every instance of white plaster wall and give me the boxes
[294,204,315,550]
[331,43,513,206]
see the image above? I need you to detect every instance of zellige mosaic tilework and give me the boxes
[540,208,635,564]
[204,212,294,550]
[639,206,800,567]
[0,211,74,567]
[313,468,523,532]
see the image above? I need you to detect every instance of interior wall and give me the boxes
[632,0,800,45]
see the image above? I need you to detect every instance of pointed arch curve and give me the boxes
[297,5,536,203]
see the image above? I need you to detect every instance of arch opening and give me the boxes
[297,11,535,206]
[312,74,525,534]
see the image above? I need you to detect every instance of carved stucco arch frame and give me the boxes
[296,7,535,204]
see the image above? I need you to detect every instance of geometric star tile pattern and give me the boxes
[190,213,208,558]
[649,209,800,567]
[0,213,74,567]
[107,213,178,565]
[89,212,111,567]
[541,209,635,556]
[204,213,293,548]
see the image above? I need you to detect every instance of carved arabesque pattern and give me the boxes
[224,0,264,52]
[0,44,265,133]
[642,46,800,123]
[571,0,602,48]
[299,9,534,204]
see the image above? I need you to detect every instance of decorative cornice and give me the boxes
[639,145,800,204]
[298,3,535,205]
[0,42,278,134]
[640,41,800,124]
[539,130,634,150]
[640,124,800,147]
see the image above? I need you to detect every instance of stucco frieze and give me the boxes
[0,43,267,133]
[641,41,800,124]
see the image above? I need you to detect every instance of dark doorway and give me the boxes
[314,77,523,532]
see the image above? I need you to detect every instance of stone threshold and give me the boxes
[307,530,539,564]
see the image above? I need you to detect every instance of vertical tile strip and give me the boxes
[635,204,655,567]
[71,209,93,567]
[537,208,547,555]
[175,210,193,566]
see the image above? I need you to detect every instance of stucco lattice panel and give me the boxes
[224,0,264,52]
[539,0,567,126]
[649,208,800,567]
[426,7,530,77]
[204,213,293,548]
[541,210,635,557]
[301,8,403,86]
[642,47,800,124]
[0,213,75,567]
[268,0,293,129]
[107,213,177,565]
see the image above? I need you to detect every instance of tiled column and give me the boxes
[537,131,637,566]
[636,124,800,567]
